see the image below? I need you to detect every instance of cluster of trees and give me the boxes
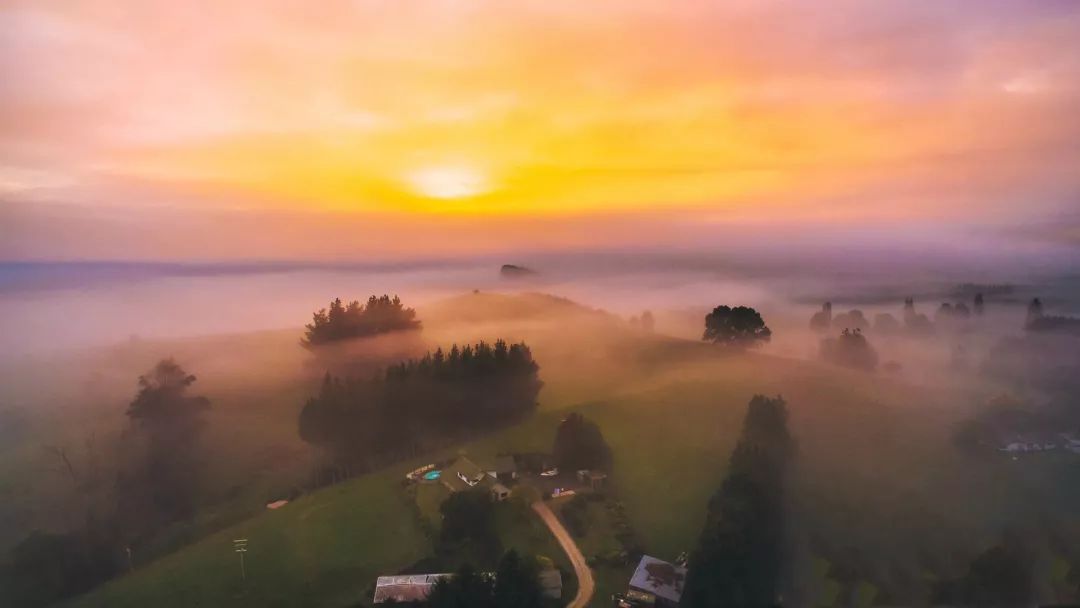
[703,305,772,348]
[2,359,212,607]
[302,295,420,347]
[299,341,542,470]
[933,538,1033,606]
[819,328,879,371]
[423,551,545,608]
[1026,297,1080,334]
[682,395,794,607]
[628,310,655,332]
[552,413,611,472]
[812,293,989,337]
[439,489,500,560]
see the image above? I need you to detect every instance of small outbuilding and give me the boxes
[491,483,511,502]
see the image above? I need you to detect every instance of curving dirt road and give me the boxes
[532,501,595,608]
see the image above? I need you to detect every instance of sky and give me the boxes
[1,0,1079,261]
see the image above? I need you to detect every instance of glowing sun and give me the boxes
[405,165,490,199]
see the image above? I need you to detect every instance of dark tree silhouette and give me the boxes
[809,302,832,332]
[439,489,497,548]
[640,310,655,332]
[299,341,542,469]
[493,549,544,608]
[553,413,612,472]
[427,564,496,608]
[2,531,119,607]
[903,297,934,336]
[703,305,772,348]
[118,359,210,526]
[302,295,420,347]
[933,539,1033,607]
[425,552,545,608]
[1026,297,1043,326]
[832,309,869,332]
[682,395,793,607]
[820,328,879,371]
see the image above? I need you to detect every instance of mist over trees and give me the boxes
[2,359,211,607]
[682,395,793,607]
[299,340,542,471]
[302,295,420,347]
[1025,297,1080,334]
[118,359,211,527]
[819,328,879,371]
[703,305,772,348]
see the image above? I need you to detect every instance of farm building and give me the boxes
[443,456,487,491]
[372,573,452,604]
[626,555,686,607]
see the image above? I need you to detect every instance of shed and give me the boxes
[491,483,511,502]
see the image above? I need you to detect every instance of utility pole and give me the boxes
[233,538,248,582]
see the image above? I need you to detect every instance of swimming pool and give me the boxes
[423,470,442,481]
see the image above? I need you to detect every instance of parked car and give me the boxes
[540,467,559,477]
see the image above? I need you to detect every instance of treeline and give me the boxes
[302,295,420,347]
[682,395,794,607]
[299,340,542,470]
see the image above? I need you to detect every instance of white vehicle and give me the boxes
[540,467,559,477]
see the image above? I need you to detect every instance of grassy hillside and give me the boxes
[6,291,1078,606]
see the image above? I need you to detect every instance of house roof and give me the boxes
[629,555,686,604]
[373,573,452,603]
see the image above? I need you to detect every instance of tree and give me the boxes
[553,413,611,472]
[440,489,497,550]
[302,294,420,347]
[427,563,495,608]
[493,550,544,608]
[820,328,879,371]
[119,359,210,526]
[1026,297,1043,326]
[933,540,1032,606]
[2,530,119,607]
[809,302,832,332]
[298,341,542,469]
[640,310,655,332]
[832,309,869,332]
[682,395,793,607]
[703,306,772,348]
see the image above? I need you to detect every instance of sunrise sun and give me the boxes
[405,165,490,200]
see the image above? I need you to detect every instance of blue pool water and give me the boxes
[423,470,442,481]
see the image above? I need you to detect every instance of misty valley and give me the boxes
[1,265,1078,608]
